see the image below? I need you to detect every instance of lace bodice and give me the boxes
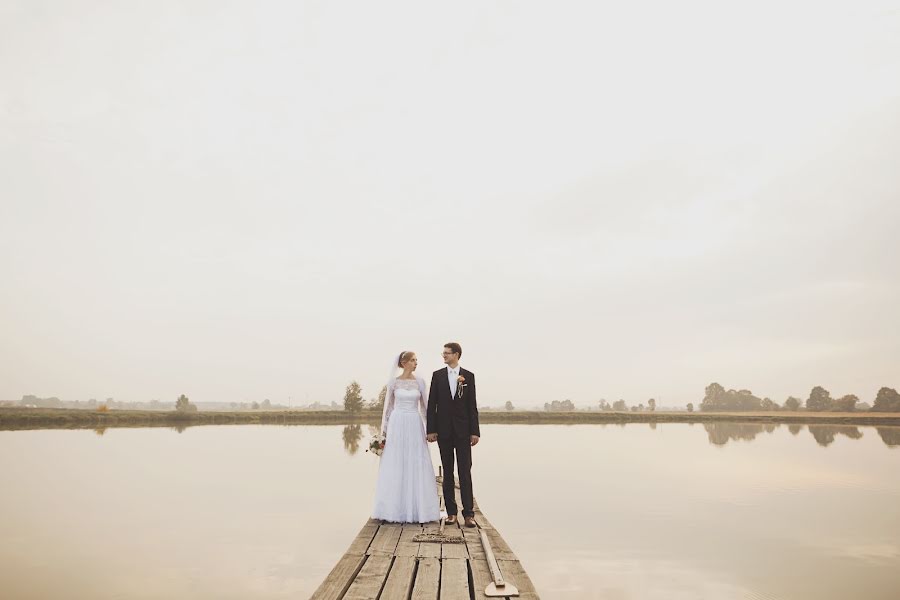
[381,376,427,435]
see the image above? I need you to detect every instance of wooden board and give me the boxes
[417,522,443,559]
[379,555,416,599]
[497,559,540,600]
[367,523,402,556]
[439,558,471,600]
[309,553,366,600]
[410,557,440,600]
[313,476,539,599]
[395,524,422,557]
[343,554,392,600]
[469,555,510,600]
[346,522,379,555]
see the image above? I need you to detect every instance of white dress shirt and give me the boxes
[447,364,461,397]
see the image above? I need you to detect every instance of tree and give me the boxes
[686,403,694,413]
[504,401,514,411]
[872,387,900,412]
[700,383,726,411]
[175,394,197,413]
[648,398,656,412]
[369,386,387,411]
[343,381,364,413]
[612,399,627,411]
[251,401,260,410]
[783,396,801,411]
[261,399,272,409]
[806,386,833,412]
[598,399,611,411]
[832,394,858,412]
[761,397,777,411]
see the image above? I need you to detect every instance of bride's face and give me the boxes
[402,354,418,371]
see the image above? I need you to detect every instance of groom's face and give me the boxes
[442,348,459,365]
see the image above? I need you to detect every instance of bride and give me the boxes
[371,351,440,523]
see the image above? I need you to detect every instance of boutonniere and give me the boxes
[457,375,467,399]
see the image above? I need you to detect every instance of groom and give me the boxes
[426,342,480,528]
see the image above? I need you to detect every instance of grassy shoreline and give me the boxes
[2,406,899,431]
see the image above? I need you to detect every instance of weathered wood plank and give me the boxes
[367,523,402,556]
[395,524,422,557]
[343,554,392,600]
[483,527,517,561]
[347,522,380,555]
[380,555,416,599]
[469,555,509,600]
[461,527,485,560]
[441,536,469,560]
[439,558,470,600]
[411,557,440,600]
[310,553,367,600]
[417,522,442,558]
[315,476,534,600]
[497,560,540,600]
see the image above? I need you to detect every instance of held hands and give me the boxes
[424,433,479,445]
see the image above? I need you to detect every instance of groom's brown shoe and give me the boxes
[464,516,477,528]
[445,515,457,525]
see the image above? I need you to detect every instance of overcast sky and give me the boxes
[1,1,898,408]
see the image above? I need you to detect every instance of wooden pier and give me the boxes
[311,476,538,600]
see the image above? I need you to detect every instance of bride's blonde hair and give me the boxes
[398,351,415,368]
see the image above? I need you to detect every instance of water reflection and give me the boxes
[3,423,899,599]
[341,424,362,455]
[809,425,863,447]
[339,421,900,449]
[877,427,900,447]
[703,422,778,445]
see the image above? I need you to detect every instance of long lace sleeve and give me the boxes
[416,375,428,428]
[380,379,395,437]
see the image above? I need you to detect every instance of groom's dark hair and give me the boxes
[444,342,462,358]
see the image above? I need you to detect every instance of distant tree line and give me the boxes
[700,383,900,412]
[341,381,389,413]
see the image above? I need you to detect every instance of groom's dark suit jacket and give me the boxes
[427,367,481,440]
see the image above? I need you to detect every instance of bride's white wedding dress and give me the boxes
[372,376,440,523]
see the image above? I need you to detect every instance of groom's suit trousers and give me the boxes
[438,434,474,518]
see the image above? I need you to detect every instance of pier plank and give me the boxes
[417,522,442,558]
[411,557,440,600]
[314,476,538,599]
[395,524,422,557]
[367,523,402,556]
[379,555,416,599]
[469,556,510,600]
[310,553,367,600]
[343,554,392,600]
[497,560,540,600]
[440,558,470,600]
[347,522,380,555]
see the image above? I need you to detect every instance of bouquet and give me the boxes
[366,433,386,456]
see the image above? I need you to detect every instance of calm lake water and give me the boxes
[1,422,899,599]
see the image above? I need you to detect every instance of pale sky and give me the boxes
[1,1,898,408]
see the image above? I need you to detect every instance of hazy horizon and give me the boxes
[2,1,899,409]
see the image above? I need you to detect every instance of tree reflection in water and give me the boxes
[876,426,900,447]
[808,425,863,447]
[342,424,363,455]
